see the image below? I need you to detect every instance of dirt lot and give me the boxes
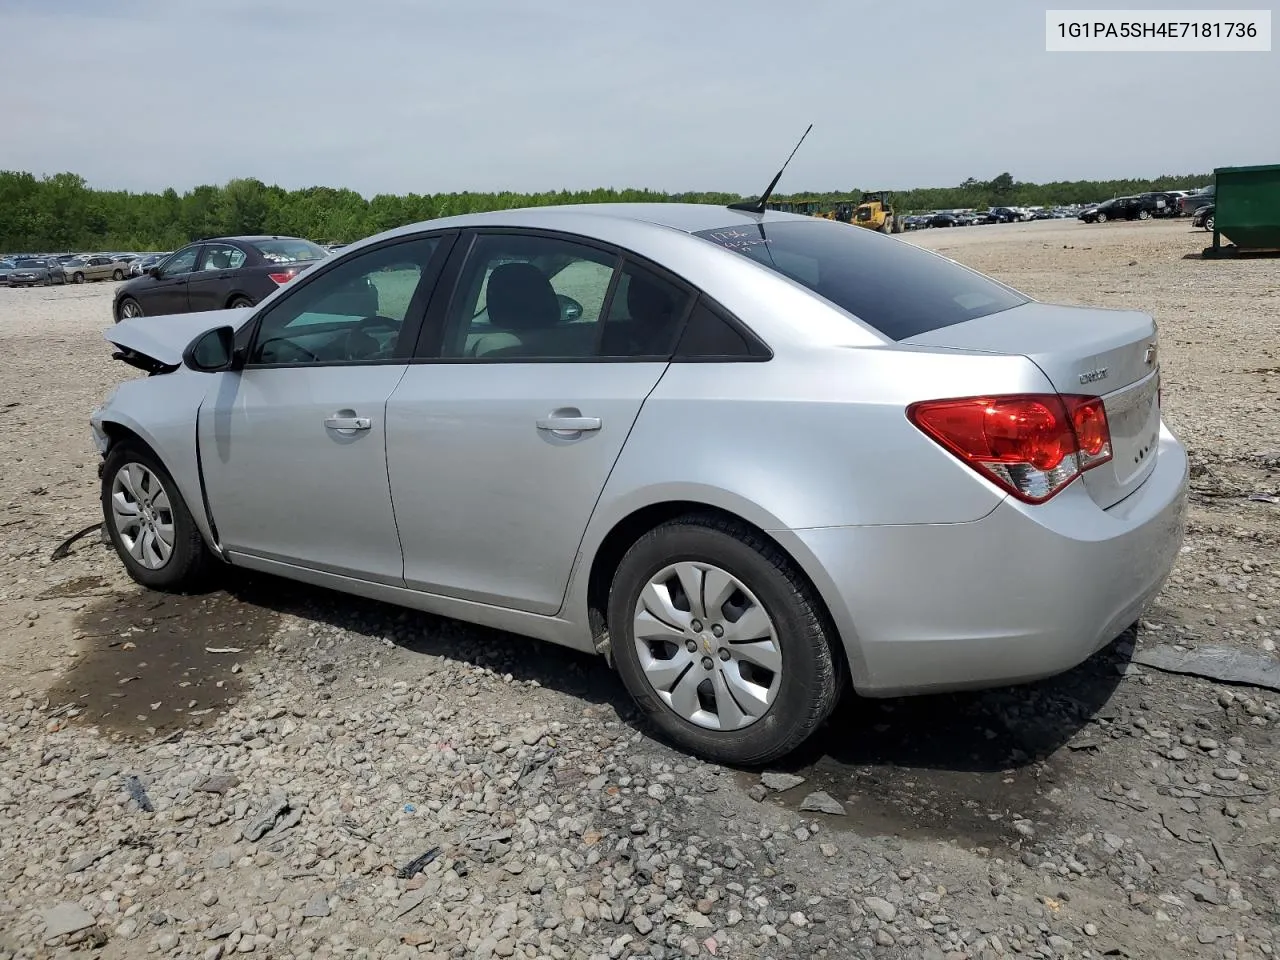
[1,218,1278,960]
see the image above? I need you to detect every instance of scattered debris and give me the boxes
[1132,644,1280,692]
[42,902,97,937]
[123,775,154,812]
[799,790,846,816]
[241,793,291,842]
[395,846,441,879]
[760,772,806,792]
[50,521,103,561]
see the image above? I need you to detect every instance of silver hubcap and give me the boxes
[122,300,142,318]
[631,561,782,731]
[110,463,175,570]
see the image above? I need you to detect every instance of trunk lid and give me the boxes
[104,308,255,369]
[905,301,1162,509]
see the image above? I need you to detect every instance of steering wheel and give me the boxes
[356,315,401,333]
[255,337,320,363]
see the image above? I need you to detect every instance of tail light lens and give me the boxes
[268,269,300,285]
[907,393,1112,504]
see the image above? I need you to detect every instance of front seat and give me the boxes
[471,262,561,357]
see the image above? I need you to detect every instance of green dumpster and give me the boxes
[1205,163,1280,258]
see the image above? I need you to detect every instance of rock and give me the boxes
[1083,922,1098,936]
[799,791,846,816]
[864,897,897,923]
[301,893,331,918]
[634,915,653,935]
[1213,768,1241,781]
[241,794,290,842]
[196,774,239,794]
[760,772,806,792]
[42,902,96,937]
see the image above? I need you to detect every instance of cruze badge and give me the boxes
[1078,367,1108,385]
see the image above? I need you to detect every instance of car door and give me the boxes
[187,242,248,312]
[197,232,453,583]
[385,231,693,615]
[138,245,202,314]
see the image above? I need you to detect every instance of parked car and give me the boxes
[112,236,328,322]
[0,259,16,284]
[1179,187,1215,216]
[968,210,1000,225]
[927,212,960,228]
[129,253,171,278]
[1078,196,1158,223]
[1192,203,1215,231]
[92,203,1187,764]
[6,257,67,286]
[64,254,131,283]
[988,206,1023,223]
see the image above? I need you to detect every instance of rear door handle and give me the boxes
[324,416,371,431]
[536,416,601,434]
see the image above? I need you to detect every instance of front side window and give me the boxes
[160,246,200,277]
[248,236,438,366]
[693,220,1027,341]
[198,243,247,271]
[441,233,619,360]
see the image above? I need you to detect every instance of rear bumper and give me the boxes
[785,423,1189,697]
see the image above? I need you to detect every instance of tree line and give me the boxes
[0,169,1213,253]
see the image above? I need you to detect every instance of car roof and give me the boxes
[373,202,809,242]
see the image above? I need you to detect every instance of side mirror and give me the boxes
[557,294,583,322]
[183,325,239,372]
[148,266,161,279]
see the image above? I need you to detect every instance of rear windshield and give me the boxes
[15,259,47,267]
[693,220,1028,341]
[249,238,327,263]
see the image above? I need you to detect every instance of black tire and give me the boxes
[101,441,213,591]
[1205,215,1214,232]
[1138,209,1150,221]
[112,269,124,281]
[116,297,143,323]
[73,272,85,283]
[1096,213,1107,224]
[608,514,844,766]
[228,296,254,309]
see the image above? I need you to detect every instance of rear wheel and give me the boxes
[112,269,124,280]
[101,442,212,591]
[608,515,843,765]
[228,295,254,309]
[73,272,85,283]
[1138,209,1150,221]
[1096,212,1108,224]
[1205,214,1214,231]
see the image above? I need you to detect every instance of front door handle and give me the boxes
[536,415,601,435]
[324,415,371,431]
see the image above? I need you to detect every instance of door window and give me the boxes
[598,261,692,358]
[248,236,439,366]
[160,246,201,277]
[197,243,247,272]
[441,234,619,359]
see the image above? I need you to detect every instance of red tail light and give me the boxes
[907,393,1112,504]
[268,269,300,285]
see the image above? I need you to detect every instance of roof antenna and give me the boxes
[728,123,814,214]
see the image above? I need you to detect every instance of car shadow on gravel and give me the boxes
[751,632,1136,845]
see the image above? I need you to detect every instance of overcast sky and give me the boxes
[1,0,1275,196]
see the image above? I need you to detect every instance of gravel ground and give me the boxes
[1,219,1278,960]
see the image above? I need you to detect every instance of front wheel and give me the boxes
[73,272,85,283]
[101,442,212,590]
[1205,215,1214,231]
[228,296,254,309]
[1138,209,1150,221]
[116,297,144,322]
[1096,212,1108,223]
[112,269,124,280]
[608,515,843,765]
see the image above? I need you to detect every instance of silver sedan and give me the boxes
[90,203,1188,764]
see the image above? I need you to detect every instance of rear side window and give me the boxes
[693,221,1028,341]
[250,238,328,263]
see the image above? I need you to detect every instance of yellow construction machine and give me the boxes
[846,191,898,233]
